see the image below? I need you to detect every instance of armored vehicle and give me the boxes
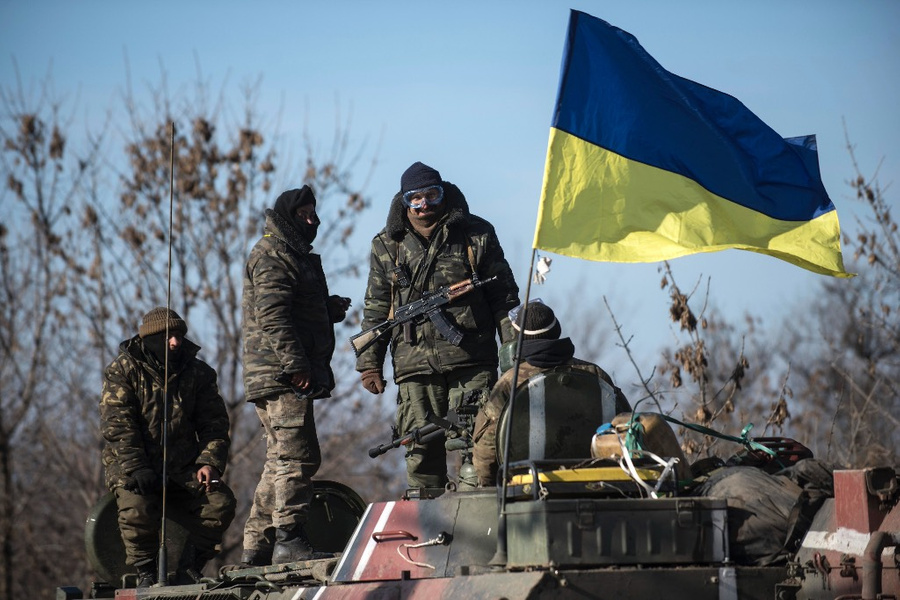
[60,377,899,599]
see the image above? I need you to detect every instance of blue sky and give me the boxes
[3,1,899,376]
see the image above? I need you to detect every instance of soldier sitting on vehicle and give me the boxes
[100,307,236,586]
[471,300,632,486]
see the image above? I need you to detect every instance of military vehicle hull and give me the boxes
[60,464,899,600]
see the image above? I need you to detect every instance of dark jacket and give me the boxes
[100,336,231,491]
[242,209,337,402]
[356,182,519,382]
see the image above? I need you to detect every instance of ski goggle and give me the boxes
[508,298,547,332]
[402,185,444,209]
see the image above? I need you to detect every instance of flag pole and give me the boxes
[490,246,538,566]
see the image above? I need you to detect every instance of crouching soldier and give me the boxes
[100,307,236,586]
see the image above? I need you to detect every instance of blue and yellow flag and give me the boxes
[534,10,850,277]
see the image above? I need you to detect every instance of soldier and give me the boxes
[241,186,351,565]
[100,307,236,586]
[356,161,520,489]
[471,300,632,486]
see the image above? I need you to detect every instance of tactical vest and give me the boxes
[497,367,619,465]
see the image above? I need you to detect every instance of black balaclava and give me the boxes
[142,332,184,368]
[274,185,319,243]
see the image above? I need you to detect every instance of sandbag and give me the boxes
[696,466,808,566]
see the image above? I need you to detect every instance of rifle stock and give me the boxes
[349,321,393,356]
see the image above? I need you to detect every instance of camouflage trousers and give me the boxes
[243,392,321,554]
[397,366,496,489]
[114,480,236,567]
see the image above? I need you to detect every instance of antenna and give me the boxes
[157,121,176,585]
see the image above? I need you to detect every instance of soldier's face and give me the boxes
[407,199,445,225]
[167,333,183,353]
[295,205,319,225]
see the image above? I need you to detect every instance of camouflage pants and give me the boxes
[243,392,321,554]
[397,366,496,489]
[114,480,236,567]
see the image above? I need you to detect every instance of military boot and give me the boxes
[271,527,315,563]
[175,543,210,584]
[240,548,273,568]
[134,558,157,587]
[183,557,208,584]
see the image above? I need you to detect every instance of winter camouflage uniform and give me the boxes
[356,181,519,488]
[101,335,235,567]
[241,207,338,557]
[472,357,631,486]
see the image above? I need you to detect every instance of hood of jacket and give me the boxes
[264,208,314,255]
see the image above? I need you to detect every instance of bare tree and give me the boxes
[637,264,788,463]
[0,62,405,597]
[774,139,899,467]
[0,67,110,597]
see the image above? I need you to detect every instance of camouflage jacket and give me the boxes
[356,182,520,382]
[478,357,631,426]
[100,336,231,491]
[242,209,337,402]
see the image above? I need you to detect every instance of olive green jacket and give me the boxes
[100,336,231,491]
[356,182,519,382]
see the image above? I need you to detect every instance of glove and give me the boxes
[327,295,352,323]
[360,369,386,395]
[125,467,161,495]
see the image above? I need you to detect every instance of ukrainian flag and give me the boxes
[534,10,850,277]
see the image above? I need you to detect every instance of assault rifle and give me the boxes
[368,416,446,458]
[368,402,480,459]
[368,389,483,458]
[349,275,496,356]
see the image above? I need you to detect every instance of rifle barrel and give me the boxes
[368,422,443,459]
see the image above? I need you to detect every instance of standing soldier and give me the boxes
[100,307,236,586]
[241,186,351,566]
[356,162,520,489]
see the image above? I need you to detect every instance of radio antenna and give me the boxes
[157,121,176,585]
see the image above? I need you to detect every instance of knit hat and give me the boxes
[400,162,442,194]
[511,301,561,340]
[139,307,188,338]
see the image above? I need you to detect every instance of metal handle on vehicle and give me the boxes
[372,530,418,542]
